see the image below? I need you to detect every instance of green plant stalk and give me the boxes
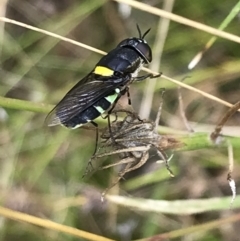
[201,1,240,53]
[0,96,52,113]
[1,96,240,149]
[106,195,240,214]
[178,132,240,150]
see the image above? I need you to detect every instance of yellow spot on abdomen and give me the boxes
[94,66,114,76]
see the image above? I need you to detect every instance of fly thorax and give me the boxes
[131,60,144,78]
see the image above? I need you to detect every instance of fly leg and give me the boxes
[135,72,162,82]
[83,121,99,177]
[101,94,125,147]
[125,87,142,122]
[107,114,116,146]
[100,103,120,148]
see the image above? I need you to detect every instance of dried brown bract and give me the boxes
[89,104,183,197]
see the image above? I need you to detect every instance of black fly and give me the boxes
[46,26,160,154]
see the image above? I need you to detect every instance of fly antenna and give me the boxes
[136,24,142,38]
[142,28,151,39]
[136,24,151,39]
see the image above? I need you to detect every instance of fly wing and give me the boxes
[45,73,128,126]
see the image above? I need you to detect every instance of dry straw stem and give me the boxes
[0,17,239,112]
[188,1,240,69]
[0,17,105,56]
[0,206,115,241]
[139,0,174,119]
[113,0,240,45]
[210,101,240,142]
[227,141,236,208]
[136,212,240,240]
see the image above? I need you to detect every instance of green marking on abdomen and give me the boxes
[104,88,120,103]
[94,105,105,114]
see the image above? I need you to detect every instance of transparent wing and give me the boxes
[45,73,125,126]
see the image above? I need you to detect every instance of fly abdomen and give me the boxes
[63,88,120,129]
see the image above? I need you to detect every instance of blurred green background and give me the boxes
[0,0,240,240]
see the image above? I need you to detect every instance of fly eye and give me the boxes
[136,42,152,63]
[118,38,152,63]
